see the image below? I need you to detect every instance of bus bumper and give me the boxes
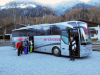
[80,51,92,57]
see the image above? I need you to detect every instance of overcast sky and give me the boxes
[0,0,91,5]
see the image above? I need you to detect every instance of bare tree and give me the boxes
[0,18,6,40]
[11,1,18,29]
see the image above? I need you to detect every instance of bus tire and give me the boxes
[53,47,61,57]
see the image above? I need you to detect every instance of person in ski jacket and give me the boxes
[16,40,22,56]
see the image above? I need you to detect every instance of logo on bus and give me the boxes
[85,47,92,49]
[44,38,60,41]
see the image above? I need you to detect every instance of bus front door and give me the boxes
[69,29,80,57]
[61,31,69,56]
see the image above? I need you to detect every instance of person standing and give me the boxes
[16,40,22,56]
[24,38,29,54]
[26,38,29,54]
[30,40,33,53]
[21,40,24,54]
[68,36,76,61]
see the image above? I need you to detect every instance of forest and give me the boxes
[0,6,100,27]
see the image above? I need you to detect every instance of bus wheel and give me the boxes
[53,47,61,57]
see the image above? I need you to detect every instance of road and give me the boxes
[0,46,100,75]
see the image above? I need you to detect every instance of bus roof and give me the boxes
[66,21,82,23]
[12,22,74,31]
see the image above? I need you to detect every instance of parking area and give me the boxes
[0,46,100,75]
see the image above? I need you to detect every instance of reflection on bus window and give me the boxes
[78,22,87,28]
[50,25,68,35]
[80,28,91,43]
[41,26,50,35]
[62,36,69,44]
[12,31,19,37]
[51,25,61,35]
[36,27,41,36]
[68,22,77,27]
[61,31,69,44]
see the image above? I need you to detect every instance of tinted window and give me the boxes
[41,26,50,35]
[60,25,69,31]
[61,31,69,44]
[32,28,36,36]
[70,29,78,36]
[36,27,41,36]
[50,25,70,35]
[19,29,27,36]
[51,25,61,35]
[19,31,22,36]
[68,22,77,27]
[12,31,20,37]
[26,28,36,36]
[78,22,87,28]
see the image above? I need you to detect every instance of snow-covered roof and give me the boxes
[12,26,33,31]
[12,22,73,31]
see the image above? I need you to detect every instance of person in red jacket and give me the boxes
[16,40,22,56]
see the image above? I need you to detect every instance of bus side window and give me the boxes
[33,29,36,36]
[12,31,19,37]
[41,27,45,35]
[68,22,77,27]
[23,30,27,36]
[36,27,41,36]
[51,25,61,35]
[41,26,50,35]
[61,31,69,44]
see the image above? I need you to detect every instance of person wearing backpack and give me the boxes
[29,40,33,53]
[29,40,31,52]
[26,38,29,54]
[21,40,24,54]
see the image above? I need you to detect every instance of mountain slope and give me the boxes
[51,0,100,15]
[49,0,81,15]
[64,3,96,14]
[0,6,57,19]
[0,0,100,15]
[87,0,100,6]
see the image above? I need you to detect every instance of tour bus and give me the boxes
[11,21,92,57]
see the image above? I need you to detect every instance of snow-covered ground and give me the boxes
[0,46,100,75]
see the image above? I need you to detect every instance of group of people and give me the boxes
[16,36,76,61]
[16,38,33,56]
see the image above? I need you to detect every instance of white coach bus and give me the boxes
[11,21,92,57]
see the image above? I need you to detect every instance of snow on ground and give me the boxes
[0,46,100,75]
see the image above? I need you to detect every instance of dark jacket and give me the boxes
[24,40,28,46]
[69,40,76,50]
[21,41,24,47]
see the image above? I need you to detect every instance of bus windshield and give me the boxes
[78,22,91,43]
[80,28,91,43]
